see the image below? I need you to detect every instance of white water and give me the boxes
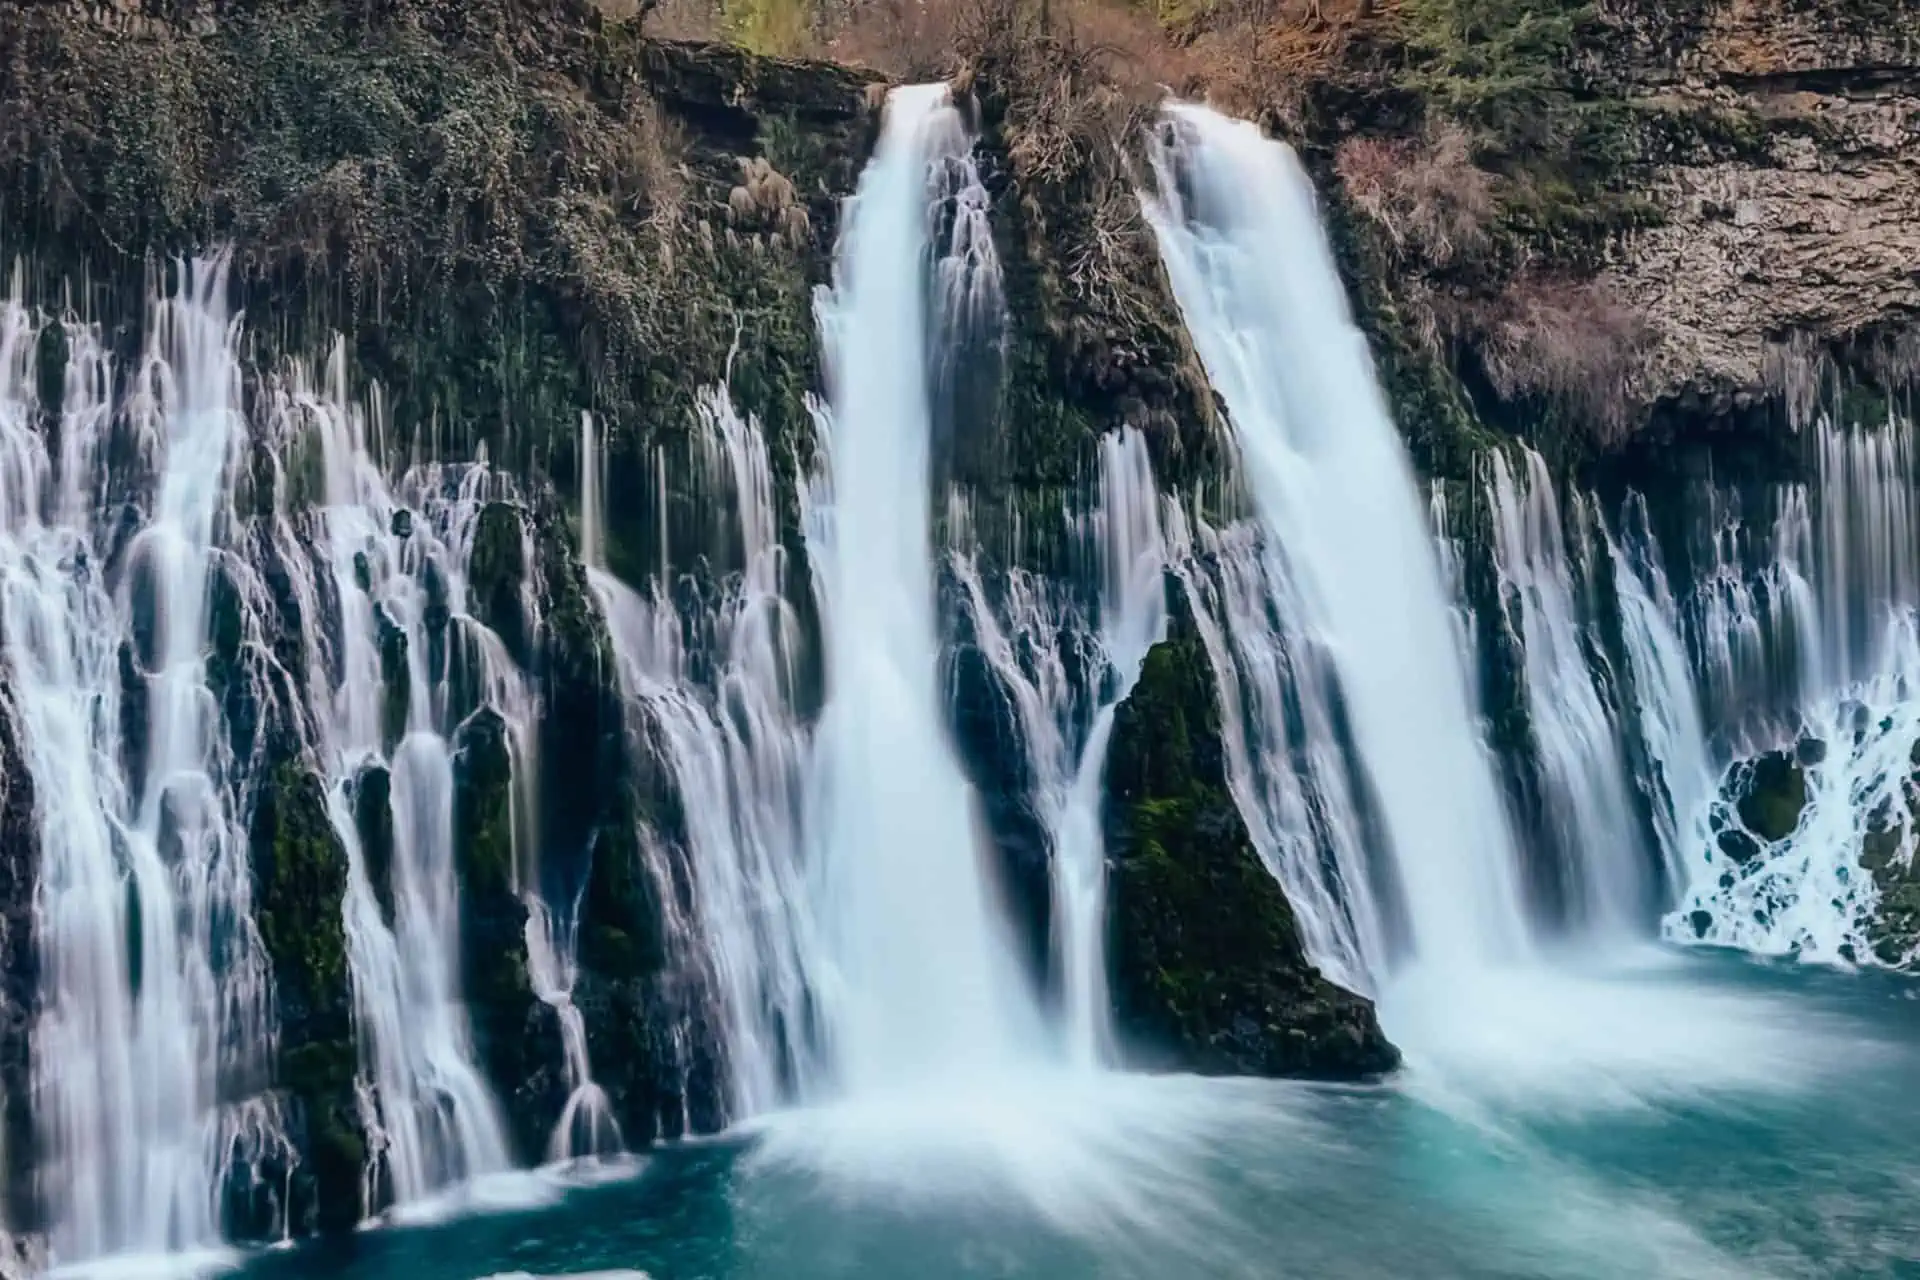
[587,392,815,1118]
[801,83,1041,1094]
[1664,414,1920,963]
[267,341,513,1212]
[950,428,1167,1067]
[0,261,289,1267]
[1144,104,1528,982]
[1487,448,1649,934]
[1163,508,1387,993]
[1607,496,1714,898]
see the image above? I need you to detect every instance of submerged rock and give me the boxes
[1103,612,1399,1080]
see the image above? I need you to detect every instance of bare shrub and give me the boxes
[1473,274,1652,444]
[641,0,729,40]
[1336,122,1495,268]
[823,0,974,77]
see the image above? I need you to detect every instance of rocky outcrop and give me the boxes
[1103,607,1399,1080]
[249,759,360,1235]
[0,697,38,1235]
[1600,0,1920,423]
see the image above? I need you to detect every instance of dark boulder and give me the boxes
[1103,608,1398,1080]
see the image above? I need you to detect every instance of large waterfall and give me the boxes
[1144,105,1530,985]
[801,82,1042,1094]
[0,54,1916,1280]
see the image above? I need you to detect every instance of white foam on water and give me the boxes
[1381,952,1876,1118]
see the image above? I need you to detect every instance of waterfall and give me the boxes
[801,82,1041,1093]
[1664,413,1920,964]
[1163,510,1388,992]
[1608,494,1714,899]
[0,260,289,1266]
[1486,448,1650,933]
[1144,104,1528,985]
[587,393,814,1120]
[267,341,511,1213]
[950,428,1167,1068]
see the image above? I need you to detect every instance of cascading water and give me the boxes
[1162,508,1389,993]
[1662,413,1920,964]
[1137,108,1831,1108]
[1486,448,1650,932]
[0,260,289,1267]
[265,341,512,1212]
[801,83,1041,1094]
[950,428,1168,1067]
[1144,104,1529,986]
[1607,495,1714,898]
[585,395,815,1120]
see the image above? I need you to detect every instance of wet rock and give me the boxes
[452,706,547,1163]
[1103,605,1399,1080]
[1733,749,1808,843]
[1717,827,1763,864]
[351,763,396,929]
[468,501,530,664]
[249,759,360,1236]
[0,697,40,1232]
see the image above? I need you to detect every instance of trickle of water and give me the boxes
[1163,509,1387,993]
[267,340,511,1211]
[1608,494,1714,901]
[950,428,1167,1067]
[1665,414,1920,963]
[1487,448,1650,933]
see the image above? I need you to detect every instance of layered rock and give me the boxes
[1600,0,1920,422]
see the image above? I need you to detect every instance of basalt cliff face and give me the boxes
[1597,0,1918,430]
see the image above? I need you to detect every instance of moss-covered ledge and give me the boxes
[1102,604,1399,1080]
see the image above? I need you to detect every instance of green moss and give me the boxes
[1736,751,1808,844]
[0,5,876,538]
[452,703,538,1155]
[468,501,529,660]
[250,758,362,1231]
[1104,611,1398,1079]
[252,760,350,1020]
[453,706,519,902]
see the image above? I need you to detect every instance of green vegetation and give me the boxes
[1401,0,1592,152]
[1105,614,1400,1078]
[249,758,361,1233]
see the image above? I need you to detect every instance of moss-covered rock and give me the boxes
[0,695,40,1232]
[451,705,549,1162]
[351,762,396,929]
[1103,607,1398,1079]
[968,39,1221,505]
[468,502,531,664]
[249,758,361,1235]
[1733,749,1809,844]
